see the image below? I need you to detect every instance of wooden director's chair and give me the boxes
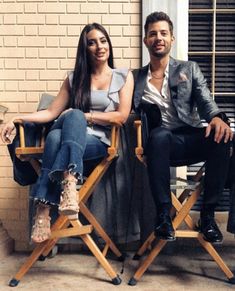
[128,120,235,286]
[9,116,125,287]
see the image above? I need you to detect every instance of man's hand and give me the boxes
[205,117,233,143]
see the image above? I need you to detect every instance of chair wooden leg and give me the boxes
[8,214,72,286]
[41,215,70,258]
[9,239,55,287]
[80,202,124,260]
[129,240,167,285]
[129,185,235,286]
[173,192,235,281]
[70,220,122,285]
[132,232,155,259]
[197,236,235,281]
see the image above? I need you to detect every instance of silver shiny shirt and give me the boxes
[142,65,186,129]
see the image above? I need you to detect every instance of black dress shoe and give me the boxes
[198,215,223,243]
[155,213,175,241]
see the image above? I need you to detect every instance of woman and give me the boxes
[1,23,134,243]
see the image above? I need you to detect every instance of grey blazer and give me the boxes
[133,57,223,127]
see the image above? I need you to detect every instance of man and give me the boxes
[133,11,233,243]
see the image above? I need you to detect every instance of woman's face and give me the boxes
[86,29,110,64]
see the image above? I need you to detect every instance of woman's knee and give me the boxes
[65,109,86,125]
[46,129,61,149]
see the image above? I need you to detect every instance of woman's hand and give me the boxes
[1,120,16,143]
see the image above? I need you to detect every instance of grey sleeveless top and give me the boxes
[68,68,129,145]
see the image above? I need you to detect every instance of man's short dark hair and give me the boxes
[144,11,173,36]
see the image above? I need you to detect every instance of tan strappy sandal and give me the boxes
[31,205,51,243]
[59,175,79,216]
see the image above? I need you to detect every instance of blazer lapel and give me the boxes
[168,57,179,100]
[133,65,148,110]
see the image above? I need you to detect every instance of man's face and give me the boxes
[144,21,174,59]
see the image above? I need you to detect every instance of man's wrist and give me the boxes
[213,112,230,125]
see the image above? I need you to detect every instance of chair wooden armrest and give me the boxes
[13,120,44,175]
[13,119,25,148]
[134,120,144,163]
[14,119,120,165]
[14,120,45,161]
[107,120,121,159]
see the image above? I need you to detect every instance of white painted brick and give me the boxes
[0,25,24,36]
[19,102,38,113]
[131,14,141,25]
[0,3,24,13]
[60,14,87,25]
[131,58,141,69]
[39,48,67,58]
[39,26,66,36]
[24,25,38,36]
[45,15,59,25]
[47,81,61,91]
[88,15,102,24]
[3,15,17,25]
[4,81,18,91]
[102,14,129,25]
[24,3,37,13]
[112,36,130,48]
[38,3,66,13]
[115,59,131,68]
[0,48,24,58]
[67,26,82,36]
[67,3,80,13]
[109,26,122,36]
[19,81,47,92]
[47,59,60,69]
[0,70,25,80]
[39,70,66,80]
[131,36,141,47]
[46,37,60,47]
[67,48,76,59]
[18,59,46,69]
[60,59,75,70]
[25,70,39,80]
[18,36,45,47]
[123,25,140,36]
[123,3,139,13]
[109,3,122,13]
[4,59,18,69]
[113,48,122,58]
[81,3,108,13]
[0,103,19,113]
[17,14,45,25]
[0,92,24,102]
[123,47,139,58]
[102,0,128,2]
[60,37,78,48]
[25,48,38,58]
[26,92,40,102]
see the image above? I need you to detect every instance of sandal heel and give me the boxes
[59,176,79,216]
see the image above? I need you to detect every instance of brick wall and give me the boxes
[0,0,141,251]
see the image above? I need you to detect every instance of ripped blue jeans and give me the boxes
[31,109,108,205]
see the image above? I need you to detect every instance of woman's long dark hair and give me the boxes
[70,23,114,112]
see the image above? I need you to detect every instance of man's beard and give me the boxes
[150,45,171,58]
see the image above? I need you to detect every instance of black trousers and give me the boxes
[145,126,231,214]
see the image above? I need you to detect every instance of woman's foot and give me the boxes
[59,174,79,216]
[31,204,51,243]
